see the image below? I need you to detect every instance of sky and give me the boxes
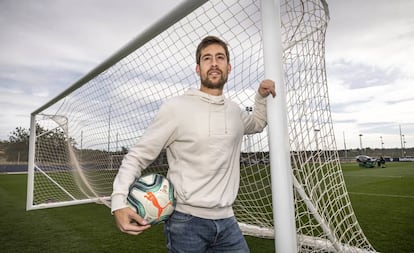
[0,0,413,150]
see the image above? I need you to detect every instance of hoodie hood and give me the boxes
[185,88,225,105]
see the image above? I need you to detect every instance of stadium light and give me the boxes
[359,134,363,153]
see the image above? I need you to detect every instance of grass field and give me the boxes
[0,162,413,252]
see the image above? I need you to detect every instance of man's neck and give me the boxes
[200,86,223,96]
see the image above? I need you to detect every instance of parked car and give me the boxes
[355,155,377,168]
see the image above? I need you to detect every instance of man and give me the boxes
[111,36,275,252]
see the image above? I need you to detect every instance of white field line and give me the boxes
[344,175,403,179]
[348,192,414,199]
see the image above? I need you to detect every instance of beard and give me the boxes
[200,69,228,90]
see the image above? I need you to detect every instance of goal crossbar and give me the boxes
[31,0,209,116]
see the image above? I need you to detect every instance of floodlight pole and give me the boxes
[260,0,297,252]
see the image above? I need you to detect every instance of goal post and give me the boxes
[261,0,297,252]
[26,0,377,252]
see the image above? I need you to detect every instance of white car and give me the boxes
[355,155,377,163]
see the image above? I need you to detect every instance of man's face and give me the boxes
[196,44,231,90]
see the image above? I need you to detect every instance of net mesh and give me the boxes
[28,0,375,252]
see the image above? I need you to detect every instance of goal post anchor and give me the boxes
[260,0,297,252]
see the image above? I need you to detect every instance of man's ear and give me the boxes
[228,63,232,74]
[196,64,200,76]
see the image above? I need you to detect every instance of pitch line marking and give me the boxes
[344,175,403,179]
[348,192,414,199]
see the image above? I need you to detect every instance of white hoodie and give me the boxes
[111,88,268,219]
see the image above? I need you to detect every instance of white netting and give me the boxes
[28,0,376,252]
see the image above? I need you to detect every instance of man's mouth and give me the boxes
[208,70,221,77]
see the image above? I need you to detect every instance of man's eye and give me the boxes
[202,56,211,61]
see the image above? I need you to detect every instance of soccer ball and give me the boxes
[127,173,176,225]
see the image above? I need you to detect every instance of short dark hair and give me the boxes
[196,36,230,64]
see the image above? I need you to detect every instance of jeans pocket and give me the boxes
[164,211,200,252]
[169,211,194,223]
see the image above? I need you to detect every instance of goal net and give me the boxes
[27,0,376,252]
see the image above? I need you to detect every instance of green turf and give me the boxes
[0,173,274,253]
[341,162,414,253]
[0,174,167,253]
[1,162,413,252]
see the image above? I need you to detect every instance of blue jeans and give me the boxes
[164,211,250,253]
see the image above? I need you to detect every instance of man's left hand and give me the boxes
[258,79,276,98]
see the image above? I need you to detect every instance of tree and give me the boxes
[5,127,30,162]
[4,124,76,163]
[35,124,75,163]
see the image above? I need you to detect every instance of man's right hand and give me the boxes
[113,207,151,235]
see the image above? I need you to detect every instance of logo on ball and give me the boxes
[127,174,176,225]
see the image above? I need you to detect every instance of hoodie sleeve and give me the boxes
[243,92,268,134]
[111,102,177,213]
